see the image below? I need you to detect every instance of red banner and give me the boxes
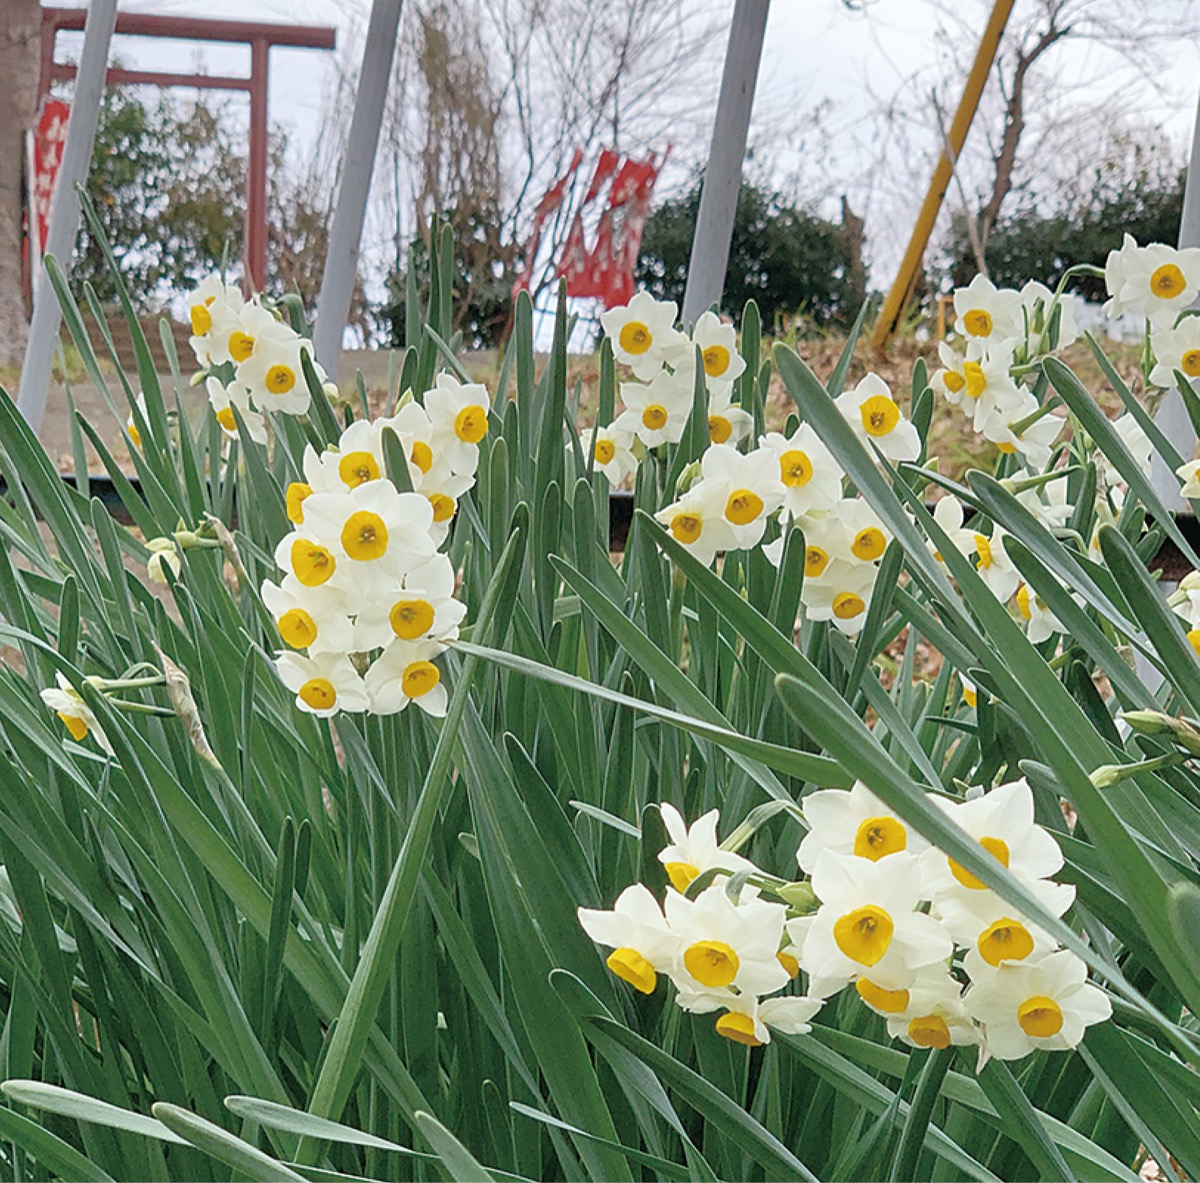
[519,145,667,308]
[33,99,70,255]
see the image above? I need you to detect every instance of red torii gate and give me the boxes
[38,6,336,293]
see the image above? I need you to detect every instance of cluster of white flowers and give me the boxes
[1103,238,1200,505]
[579,804,821,1046]
[183,274,336,444]
[262,373,488,719]
[587,295,931,638]
[577,295,749,482]
[923,249,1200,651]
[580,780,1111,1061]
[932,275,1073,472]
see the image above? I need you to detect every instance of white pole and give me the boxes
[17,0,119,434]
[1132,85,1200,697]
[680,0,771,328]
[25,125,41,301]
[313,0,405,380]
[1149,85,1200,511]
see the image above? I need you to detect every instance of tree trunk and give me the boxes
[0,0,41,372]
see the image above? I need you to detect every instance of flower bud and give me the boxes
[1120,710,1200,756]
[775,881,819,912]
[674,459,703,497]
[147,547,182,584]
[1089,764,1124,789]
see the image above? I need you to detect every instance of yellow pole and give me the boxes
[870,0,1016,354]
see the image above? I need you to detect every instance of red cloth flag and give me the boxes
[514,147,585,297]
[582,148,620,204]
[557,211,592,294]
[33,99,70,255]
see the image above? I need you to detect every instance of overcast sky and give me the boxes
[50,0,1200,295]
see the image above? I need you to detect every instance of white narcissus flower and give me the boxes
[757,424,844,518]
[424,372,492,474]
[932,341,969,406]
[301,482,438,596]
[187,273,244,368]
[382,401,460,486]
[614,368,694,449]
[206,377,267,445]
[691,310,747,391]
[928,495,977,570]
[972,527,1022,603]
[1015,582,1064,645]
[689,991,824,1048]
[1172,571,1200,629]
[363,637,449,717]
[798,849,952,998]
[655,481,736,568]
[934,340,1023,431]
[275,530,339,591]
[328,419,388,490]
[920,778,1065,907]
[1150,318,1200,388]
[285,444,350,527]
[40,673,112,754]
[275,651,370,717]
[936,876,1072,974]
[125,391,150,450]
[1104,234,1200,327]
[353,555,466,651]
[853,962,952,1018]
[261,577,352,655]
[578,883,679,995]
[207,297,276,367]
[953,275,1026,345]
[957,343,1025,433]
[801,558,878,636]
[794,511,857,577]
[979,389,1064,472]
[699,444,785,548]
[834,373,920,463]
[965,950,1111,1060]
[665,883,790,999]
[1101,413,1152,485]
[579,425,639,485]
[1178,459,1200,500]
[237,324,315,417]
[960,675,979,711]
[706,387,754,447]
[838,498,892,565]
[796,781,931,875]
[657,803,758,893]
[884,970,979,1050]
[599,292,685,380]
[419,473,476,546]
[1015,478,1073,529]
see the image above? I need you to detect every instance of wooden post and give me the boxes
[869,0,1016,354]
[313,0,405,378]
[680,0,770,328]
[17,0,118,433]
[245,37,270,293]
